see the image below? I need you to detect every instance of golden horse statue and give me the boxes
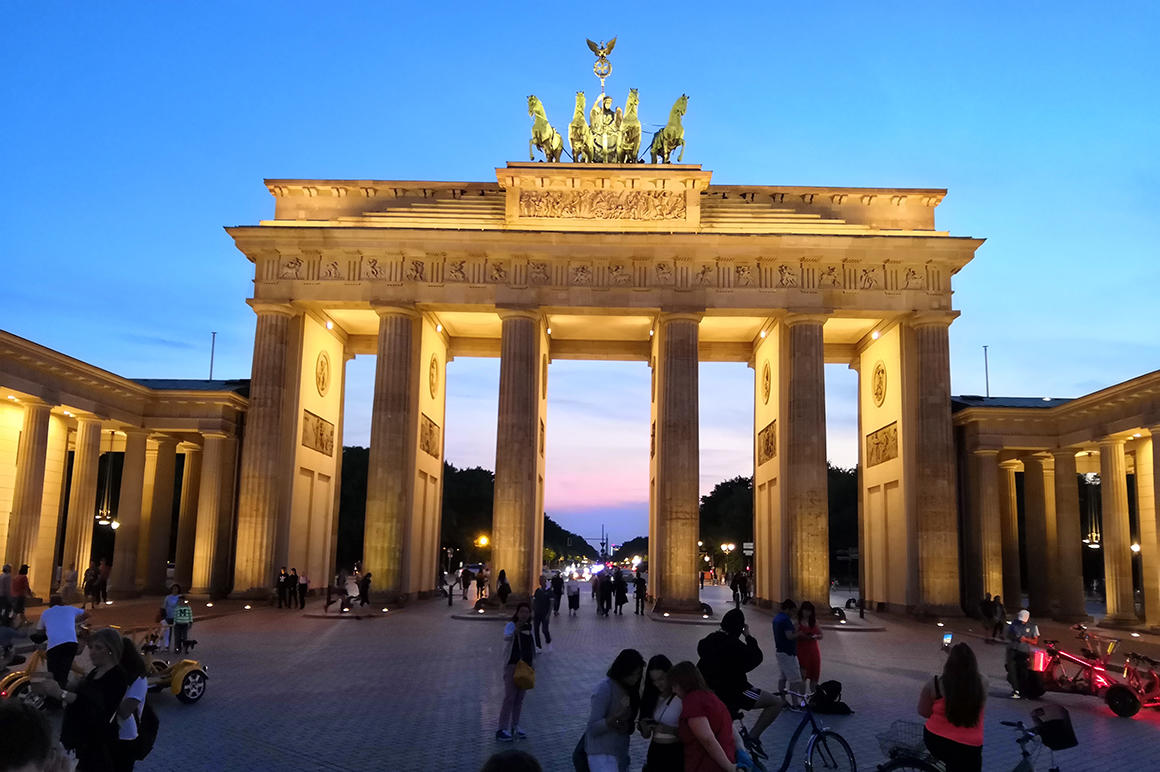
[649,94,688,164]
[528,95,564,163]
[569,91,595,163]
[616,88,641,163]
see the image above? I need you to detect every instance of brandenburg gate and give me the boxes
[226,161,982,613]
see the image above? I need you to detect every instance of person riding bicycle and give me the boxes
[696,608,783,751]
[917,642,987,772]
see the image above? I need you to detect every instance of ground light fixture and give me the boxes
[1131,632,1142,638]
[205,602,213,608]
[105,601,113,605]
[936,621,945,627]
[702,614,709,619]
[478,609,485,614]
[663,612,670,617]
[382,608,389,612]
[243,604,251,610]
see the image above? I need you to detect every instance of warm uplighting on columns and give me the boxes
[325,320,334,330]
[871,330,880,340]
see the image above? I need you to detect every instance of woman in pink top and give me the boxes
[917,642,987,772]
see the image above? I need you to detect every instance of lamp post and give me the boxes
[445,547,455,607]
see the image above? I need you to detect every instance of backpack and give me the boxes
[809,680,854,714]
[133,700,160,760]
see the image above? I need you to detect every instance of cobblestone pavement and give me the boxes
[125,586,1160,772]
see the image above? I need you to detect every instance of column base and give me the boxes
[1051,612,1092,625]
[653,597,702,615]
[1098,614,1143,630]
[910,603,965,620]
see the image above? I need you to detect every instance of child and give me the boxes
[173,597,194,653]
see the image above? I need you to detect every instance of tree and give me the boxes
[610,535,648,563]
[699,475,754,551]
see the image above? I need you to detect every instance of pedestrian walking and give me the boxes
[613,569,628,615]
[772,598,799,695]
[795,601,823,695]
[918,642,987,772]
[599,571,614,617]
[668,660,736,772]
[82,561,100,610]
[633,570,647,615]
[730,573,742,608]
[591,574,599,603]
[461,567,474,600]
[566,573,581,615]
[1005,609,1039,698]
[288,568,300,608]
[0,564,11,625]
[585,648,645,772]
[34,595,89,689]
[160,584,182,651]
[276,567,291,608]
[977,592,993,624]
[61,563,79,605]
[358,572,372,606]
[476,568,487,601]
[638,654,683,772]
[531,577,552,652]
[550,571,564,616]
[496,602,535,742]
[497,569,512,606]
[97,558,111,604]
[298,572,309,608]
[10,565,32,627]
[990,595,1006,640]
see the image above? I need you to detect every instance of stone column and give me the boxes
[139,436,178,594]
[653,313,701,613]
[173,447,202,590]
[63,416,103,573]
[191,434,234,597]
[108,429,148,598]
[783,315,829,606]
[971,449,1003,605]
[1051,448,1089,621]
[4,399,53,571]
[912,316,960,612]
[1022,454,1055,618]
[491,311,544,597]
[233,303,296,597]
[364,307,419,597]
[1140,430,1160,627]
[1099,439,1135,622]
[998,460,1022,609]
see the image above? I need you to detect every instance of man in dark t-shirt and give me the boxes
[772,599,798,694]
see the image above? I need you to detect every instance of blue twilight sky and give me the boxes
[2,4,1157,545]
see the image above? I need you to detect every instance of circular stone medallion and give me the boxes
[315,351,331,397]
[429,354,439,398]
[761,361,772,405]
[872,360,887,407]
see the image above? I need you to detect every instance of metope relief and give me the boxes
[758,420,777,466]
[777,264,799,288]
[419,414,441,459]
[323,260,342,279]
[364,258,385,279]
[489,262,508,283]
[608,263,632,286]
[654,262,674,285]
[571,264,592,285]
[866,422,898,468]
[818,265,841,288]
[529,262,550,284]
[903,268,924,289]
[406,260,426,282]
[302,410,335,457]
[518,190,686,220]
[859,267,882,290]
[695,265,714,286]
[734,265,754,287]
[447,260,466,282]
[280,257,303,279]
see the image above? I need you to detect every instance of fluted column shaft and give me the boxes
[233,305,295,596]
[63,417,103,573]
[173,448,202,590]
[653,314,700,612]
[785,316,828,606]
[5,400,52,573]
[191,434,237,597]
[998,460,1022,608]
[969,449,1003,607]
[108,429,148,597]
[913,319,960,610]
[1141,431,1160,627]
[365,309,419,596]
[1099,439,1135,621]
[1051,449,1088,620]
[491,312,542,596]
[140,437,178,593]
[1023,455,1055,617]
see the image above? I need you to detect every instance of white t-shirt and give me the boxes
[566,579,581,596]
[37,605,85,648]
[653,694,683,728]
[117,677,148,740]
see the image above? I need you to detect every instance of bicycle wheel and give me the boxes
[806,729,856,771]
[876,758,941,772]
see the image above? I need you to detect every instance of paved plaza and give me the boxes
[106,585,1159,772]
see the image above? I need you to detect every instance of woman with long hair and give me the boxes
[496,569,511,606]
[114,635,150,770]
[497,602,535,742]
[585,648,645,772]
[668,661,735,772]
[795,600,823,694]
[638,654,683,771]
[917,642,987,772]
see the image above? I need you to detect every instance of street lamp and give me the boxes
[476,535,489,547]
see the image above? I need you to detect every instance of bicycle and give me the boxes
[737,689,856,771]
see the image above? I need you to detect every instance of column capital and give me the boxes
[909,311,960,329]
[783,312,830,327]
[149,433,180,448]
[199,430,231,441]
[117,425,150,437]
[1099,437,1126,450]
[998,459,1022,471]
[657,311,703,324]
[246,300,298,317]
[372,304,420,320]
[495,307,542,323]
[972,448,1001,457]
[1050,447,1083,460]
[9,395,55,410]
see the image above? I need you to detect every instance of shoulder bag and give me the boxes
[512,629,535,690]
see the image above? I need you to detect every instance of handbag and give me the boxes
[512,629,535,690]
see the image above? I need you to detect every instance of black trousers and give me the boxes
[1006,649,1029,692]
[552,591,562,613]
[924,727,982,772]
[277,588,288,607]
[635,594,646,614]
[46,642,77,687]
[298,585,307,607]
[533,612,551,647]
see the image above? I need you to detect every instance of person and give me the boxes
[36,595,89,689]
[669,660,736,772]
[700,569,705,590]
[0,564,12,625]
[638,654,682,772]
[97,559,111,605]
[772,599,799,695]
[480,749,542,772]
[730,573,742,608]
[476,568,487,601]
[35,627,130,771]
[275,567,290,608]
[1005,609,1038,698]
[550,571,564,616]
[977,592,993,625]
[62,563,79,605]
[696,608,782,744]
[599,571,614,617]
[497,570,512,606]
[591,574,599,604]
[795,601,823,695]
[298,572,309,609]
[461,567,474,600]
[566,573,581,616]
[613,569,628,615]
[9,564,32,627]
[497,602,535,742]
[918,642,988,772]
[173,596,194,653]
[114,634,150,771]
[0,700,76,772]
[160,584,182,652]
[740,572,751,604]
[990,595,1006,641]
[531,576,552,652]
[288,568,300,608]
[585,648,645,772]
[81,561,100,611]
[358,572,372,606]
[633,570,647,615]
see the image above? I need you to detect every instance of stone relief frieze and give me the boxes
[489,262,508,283]
[447,260,466,282]
[903,268,924,289]
[608,263,632,286]
[654,263,674,284]
[518,190,686,220]
[859,267,881,289]
[872,361,887,408]
[777,264,798,288]
[529,262,550,284]
[695,265,714,286]
[365,258,385,279]
[419,413,441,459]
[280,257,302,279]
[758,420,777,466]
[323,260,342,279]
[734,265,754,287]
[406,260,426,282]
[571,265,592,285]
[818,265,842,288]
[301,410,335,457]
[866,422,898,468]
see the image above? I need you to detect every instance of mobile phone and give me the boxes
[942,633,953,648]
